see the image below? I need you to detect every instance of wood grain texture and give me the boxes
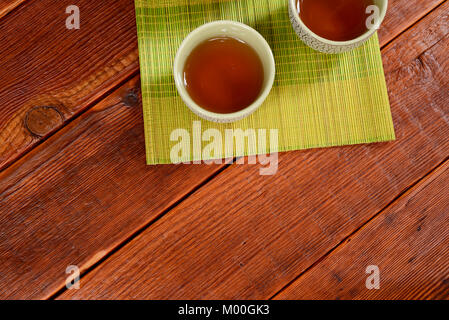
[0,0,138,170]
[0,0,26,20]
[0,76,225,299]
[377,0,445,46]
[0,0,442,172]
[382,1,449,74]
[59,3,449,299]
[276,161,449,300]
[0,0,446,300]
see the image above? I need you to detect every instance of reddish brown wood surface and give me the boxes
[276,161,449,300]
[0,0,442,171]
[0,0,228,300]
[0,76,225,299]
[59,2,449,299]
[0,0,138,170]
[0,0,26,19]
[0,0,447,300]
[378,0,444,46]
[382,1,449,74]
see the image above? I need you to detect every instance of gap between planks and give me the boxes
[0,1,437,299]
[0,68,139,174]
[380,0,447,50]
[48,1,447,300]
[269,156,449,299]
[3,0,445,174]
[0,0,28,20]
[46,162,235,300]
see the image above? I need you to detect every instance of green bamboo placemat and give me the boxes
[135,0,395,164]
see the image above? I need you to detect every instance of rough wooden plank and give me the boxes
[377,0,445,46]
[382,0,449,74]
[0,0,442,172]
[0,76,225,299]
[0,0,138,170]
[0,0,444,300]
[0,0,26,20]
[59,5,449,299]
[276,161,449,300]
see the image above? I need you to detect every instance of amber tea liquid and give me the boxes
[183,37,264,114]
[297,0,375,42]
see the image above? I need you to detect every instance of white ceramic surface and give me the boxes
[288,0,388,54]
[173,20,276,123]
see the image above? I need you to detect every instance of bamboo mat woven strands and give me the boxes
[135,0,395,164]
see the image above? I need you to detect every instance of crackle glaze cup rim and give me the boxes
[173,20,276,123]
[289,0,388,48]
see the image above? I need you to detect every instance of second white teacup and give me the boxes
[288,0,388,54]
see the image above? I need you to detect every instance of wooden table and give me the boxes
[0,0,448,300]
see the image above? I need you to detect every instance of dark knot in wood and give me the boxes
[25,106,64,137]
[123,89,140,107]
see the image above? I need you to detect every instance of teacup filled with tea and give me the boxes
[174,21,276,123]
[289,0,388,53]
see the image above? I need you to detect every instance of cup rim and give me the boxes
[173,20,276,123]
[289,0,388,46]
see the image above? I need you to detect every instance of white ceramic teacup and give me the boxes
[288,0,388,54]
[174,21,276,123]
